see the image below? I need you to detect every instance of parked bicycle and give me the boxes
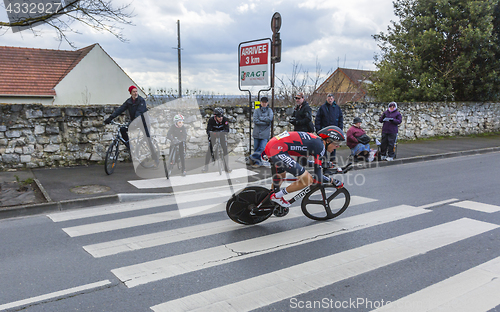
[226,162,353,225]
[104,121,160,175]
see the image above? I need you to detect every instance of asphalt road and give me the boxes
[1,152,500,312]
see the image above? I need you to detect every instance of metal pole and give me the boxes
[248,91,252,154]
[271,61,275,137]
[177,20,182,98]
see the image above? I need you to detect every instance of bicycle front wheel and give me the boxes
[226,186,274,225]
[135,138,160,169]
[301,185,350,221]
[104,140,120,175]
[166,147,176,177]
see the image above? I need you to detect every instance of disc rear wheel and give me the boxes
[226,186,274,225]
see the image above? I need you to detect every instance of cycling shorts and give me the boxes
[269,153,307,176]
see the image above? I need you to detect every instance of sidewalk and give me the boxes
[1,134,499,219]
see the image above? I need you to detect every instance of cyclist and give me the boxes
[167,114,187,176]
[104,85,148,149]
[202,107,231,173]
[263,126,345,208]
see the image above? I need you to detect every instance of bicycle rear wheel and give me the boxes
[216,145,223,175]
[104,140,120,175]
[301,185,350,221]
[226,186,274,225]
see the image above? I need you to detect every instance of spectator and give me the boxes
[378,101,402,161]
[249,97,273,167]
[167,114,187,176]
[203,107,231,173]
[104,85,148,150]
[290,92,314,133]
[346,117,371,161]
[315,93,344,162]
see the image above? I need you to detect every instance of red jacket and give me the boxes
[346,125,366,149]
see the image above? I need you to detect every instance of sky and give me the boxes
[0,0,397,95]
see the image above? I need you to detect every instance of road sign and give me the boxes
[238,39,271,90]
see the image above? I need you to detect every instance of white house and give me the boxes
[0,43,146,106]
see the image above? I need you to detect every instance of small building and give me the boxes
[0,43,145,106]
[315,68,374,104]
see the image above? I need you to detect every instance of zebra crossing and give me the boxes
[43,184,500,312]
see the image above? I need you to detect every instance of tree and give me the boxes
[370,0,500,102]
[0,0,133,47]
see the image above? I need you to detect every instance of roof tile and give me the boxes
[0,44,95,96]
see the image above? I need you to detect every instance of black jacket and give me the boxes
[206,116,230,134]
[167,124,187,143]
[292,101,314,132]
[109,95,148,121]
[315,101,343,132]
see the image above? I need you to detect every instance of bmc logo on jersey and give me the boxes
[290,146,307,152]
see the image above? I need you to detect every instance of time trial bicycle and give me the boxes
[226,162,353,225]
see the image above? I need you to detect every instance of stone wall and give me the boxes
[1,101,499,170]
[341,102,500,140]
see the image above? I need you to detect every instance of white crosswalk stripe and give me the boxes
[150,218,498,312]
[450,200,500,213]
[111,205,429,288]
[83,195,376,258]
[45,188,500,312]
[373,256,500,312]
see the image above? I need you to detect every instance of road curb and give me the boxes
[0,193,173,220]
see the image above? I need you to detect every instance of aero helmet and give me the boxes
[317,126,346,142]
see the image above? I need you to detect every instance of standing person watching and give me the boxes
[314,93,344,162]
[289,92,314,133]
[167,114,187,176]
[378,101,402,161]
[104,85,148,150]
[203,107,231,173]
[249,97,273,167]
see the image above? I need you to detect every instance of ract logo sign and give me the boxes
[240,70,267,81]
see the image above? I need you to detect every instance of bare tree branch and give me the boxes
[1,0,134,47]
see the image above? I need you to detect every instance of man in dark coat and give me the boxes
[314,93,344,161]
[315,94,343,132]
[290,92,314,132]
[104,85,148,149]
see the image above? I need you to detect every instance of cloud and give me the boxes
[0,0,396,94]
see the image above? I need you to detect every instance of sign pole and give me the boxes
[271,12,282,137]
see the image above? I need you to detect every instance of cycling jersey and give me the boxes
[206,116,229,133]
[264,131,330,184]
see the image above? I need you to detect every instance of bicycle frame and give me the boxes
[254,165,328,211]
